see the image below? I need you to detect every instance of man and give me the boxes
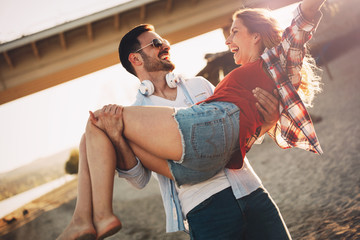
[59,0,326,236]
[109,24,291,239]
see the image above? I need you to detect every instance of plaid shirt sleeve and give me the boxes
[261,4,323,154]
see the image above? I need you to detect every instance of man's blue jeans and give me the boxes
[186,187,291,240]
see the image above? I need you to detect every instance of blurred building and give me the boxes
[197,0,359,84]
[197,51,237,86]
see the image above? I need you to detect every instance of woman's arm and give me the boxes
[264,0,326,90]
[301,0,327,21]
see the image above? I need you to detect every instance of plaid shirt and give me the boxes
[261,5,323,154]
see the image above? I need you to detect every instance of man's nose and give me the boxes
[163,41,170,50]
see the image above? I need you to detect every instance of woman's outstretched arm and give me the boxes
[301,0,327,20]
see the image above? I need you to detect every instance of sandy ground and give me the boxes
[1,45,359,240]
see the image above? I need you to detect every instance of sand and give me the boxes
[1,42,359,240]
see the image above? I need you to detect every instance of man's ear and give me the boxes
[128,53,142,66]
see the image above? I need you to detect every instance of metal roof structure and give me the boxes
[0,0,299,104]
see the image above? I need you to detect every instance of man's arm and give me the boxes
[90,105,136,169]
[253,88,280,136]
[112,135,137,169]
[90,105,151,188]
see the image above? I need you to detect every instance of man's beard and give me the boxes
[141,52,175,72]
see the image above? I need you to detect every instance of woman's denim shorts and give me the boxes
[169,101,240,186]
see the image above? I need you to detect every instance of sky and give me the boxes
[0,0,132,43]
[0,0,297,173]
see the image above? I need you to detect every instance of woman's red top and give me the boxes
[199,59,276,169]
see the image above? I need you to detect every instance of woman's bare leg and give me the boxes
[90,105,178,174]
[85,121,122,239]
[91,105,183,161]
[128,142,173,179]
[56,135,96,240]
[122,106,183,161]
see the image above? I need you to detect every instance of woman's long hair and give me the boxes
[233,8,322,107]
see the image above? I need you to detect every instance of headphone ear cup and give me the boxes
[139,80,154,96]
[166,72,179,88]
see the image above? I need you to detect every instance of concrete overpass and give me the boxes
[0,0,299,104]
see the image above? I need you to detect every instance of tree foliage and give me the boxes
[65,148,79,174]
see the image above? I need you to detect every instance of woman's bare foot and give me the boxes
[94,215,122,240]
[56,221,96,240]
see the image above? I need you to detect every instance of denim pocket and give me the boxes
[173,102,239,174]
[191,117,227,159]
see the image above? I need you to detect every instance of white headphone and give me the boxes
[139,72,180,96]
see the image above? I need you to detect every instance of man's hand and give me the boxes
[253,87,280,129]
[90,105,138,170]
[89,104,124,140]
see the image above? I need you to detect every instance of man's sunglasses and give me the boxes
[134,38,169,53]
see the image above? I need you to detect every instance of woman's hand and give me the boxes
[301,0,327,21]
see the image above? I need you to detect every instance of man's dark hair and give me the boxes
[118,24,155,76]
